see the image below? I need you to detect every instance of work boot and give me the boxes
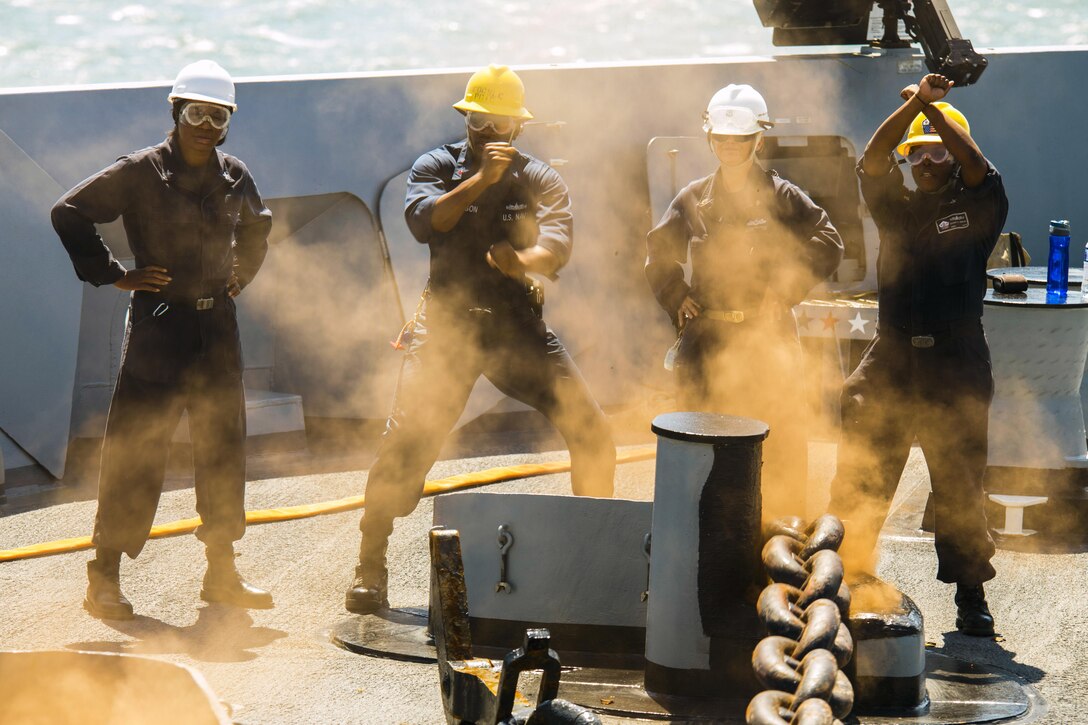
[345,535,389,615]
[84,549,134,621]
[955,583,996,637]
[201,547,274,609]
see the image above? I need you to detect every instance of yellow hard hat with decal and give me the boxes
[897,101,970,156]
[453,64,533,120]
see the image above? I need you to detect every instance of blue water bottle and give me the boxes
[1047,220,1071,301]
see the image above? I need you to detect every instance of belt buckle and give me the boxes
[195,297,215,311]
[911,335,935,348]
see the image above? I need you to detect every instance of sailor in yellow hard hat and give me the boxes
[895,97,975,193]
[343,64,616,614]
[450,64,534,179]
[830,73,1008,637]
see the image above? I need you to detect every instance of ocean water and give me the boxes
[0,0,1086,90]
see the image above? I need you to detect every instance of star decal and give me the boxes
[848,312,870,333]
[821,311,838,331]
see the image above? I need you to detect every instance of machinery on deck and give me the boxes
[753,0,987,85]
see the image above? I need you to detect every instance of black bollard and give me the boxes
[644,412,769,701]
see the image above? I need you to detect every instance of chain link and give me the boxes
[746,514,854,725]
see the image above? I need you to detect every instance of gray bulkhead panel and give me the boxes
[243,193,403,419]
[433,491,652,627]
[5,49,1088,475]
[0,128,82,478]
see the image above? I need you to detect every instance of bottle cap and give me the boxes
[1050,219,1071,236]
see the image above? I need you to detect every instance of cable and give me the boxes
[0,445,656,562]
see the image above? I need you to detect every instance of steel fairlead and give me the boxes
[747,515,854,725]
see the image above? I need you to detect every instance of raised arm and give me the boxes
[431,143,518,232]
[861,90,922,177]
[906,75,987,187]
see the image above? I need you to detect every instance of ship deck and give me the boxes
[0,438,1084,724]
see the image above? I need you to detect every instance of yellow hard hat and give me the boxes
[896,101,970,156]
[452,64,533,120]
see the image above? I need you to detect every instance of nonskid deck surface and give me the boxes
[0,443,1080,724]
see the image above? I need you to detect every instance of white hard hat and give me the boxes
[702,84,772,136]
[168,60,237,111]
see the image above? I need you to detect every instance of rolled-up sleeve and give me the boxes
[50,157,133,286]
[404,151,447,244]
[233,165,272,289]
[530,164,573,270]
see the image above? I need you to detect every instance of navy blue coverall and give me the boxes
[51,135,271,557]
[646,166,843,518]
[359,140,616,540]
[830,160,1008,584]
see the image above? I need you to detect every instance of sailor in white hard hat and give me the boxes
[51,60,274,620]
[645,83,843,519]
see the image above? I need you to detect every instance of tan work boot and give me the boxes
[201,547,274,609]
[84,549,134,621]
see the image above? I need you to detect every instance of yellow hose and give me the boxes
[0,445,657,562]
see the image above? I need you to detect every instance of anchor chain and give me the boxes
[746,514,855,725]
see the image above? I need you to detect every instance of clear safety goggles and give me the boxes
[906,144,950,166]
[710,133,758,145]
[702,106,773,135]
[465,111,518,135]
[180,102,232,130]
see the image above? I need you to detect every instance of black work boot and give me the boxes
[955,583,996,637]
[201,547,274,609]
[84,549,134,621]
[345,535,389,615]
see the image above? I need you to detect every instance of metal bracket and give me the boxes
[496,524,513,594]
[641,533,652,602]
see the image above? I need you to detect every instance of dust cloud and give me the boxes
[0,650,229,724]
[36,56,1018,599]
[239,64,881,527]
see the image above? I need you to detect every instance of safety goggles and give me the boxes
[702,106,773,136]
[180,102,232,130]
[465,111,518,135]
[905,144,950,166]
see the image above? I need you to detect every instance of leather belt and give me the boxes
[704,309,752,323]
[881,318,983,348]
[137,288,226,311]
